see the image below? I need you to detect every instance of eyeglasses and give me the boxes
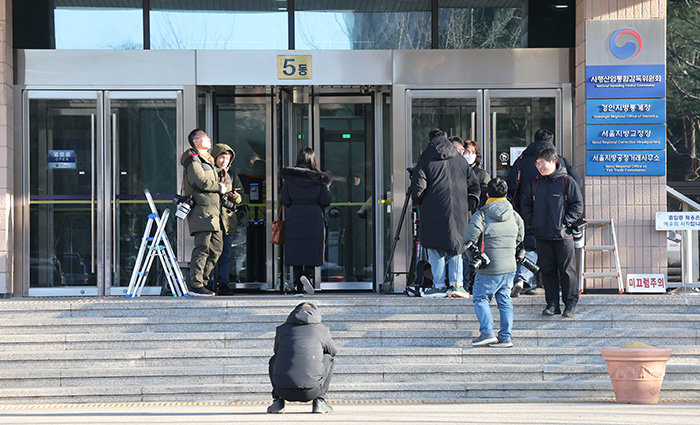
[535,160,550,168]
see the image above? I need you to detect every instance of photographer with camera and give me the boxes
[521,148,583,318]
[208,143,244,296]
[410,129,480,298]
[464,178,524,347]
[178,129,228,296]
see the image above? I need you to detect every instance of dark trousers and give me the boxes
[189,230,223,288]
[292,265,315,290]
[269,354,334,402]
[536,238,579,309]
[211,233,235,284]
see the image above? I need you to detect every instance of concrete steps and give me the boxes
[0,294,699,404]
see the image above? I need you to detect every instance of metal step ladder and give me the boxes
[579,218,624,294]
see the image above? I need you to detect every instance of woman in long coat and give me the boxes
[280,148,332,294]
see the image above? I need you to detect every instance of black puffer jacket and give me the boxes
[281,165,332,266]
[411,135,481,256]
[506,140,582,213]
[520,163,583,241]
[270,304,337,390]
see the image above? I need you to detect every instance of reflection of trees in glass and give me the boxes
[440,8,522,49]
[667,0,700,182]
[345,12,431,49]
[150,11,238,49]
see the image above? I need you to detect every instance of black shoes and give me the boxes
[312,397,333,414]
[189,286,215,297]
[562,305,576,318]
[266,398,285,414]
[511,279,524,298]
[216,282,235,296]
[542,305,561,316]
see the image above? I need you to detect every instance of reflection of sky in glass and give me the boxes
[150,10,288,50]
[295,12,353,50]
[54,8,143,49]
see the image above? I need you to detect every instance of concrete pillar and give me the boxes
[575,0,667,290]
[0,0,12,297]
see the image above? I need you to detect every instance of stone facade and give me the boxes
[0,0,12,296]
[575,0,667,290]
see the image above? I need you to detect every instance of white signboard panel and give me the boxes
[626,274,666,293]
[655,212,700,231]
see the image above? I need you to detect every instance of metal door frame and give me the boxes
[23,90,183,296]
[105,90,183,296]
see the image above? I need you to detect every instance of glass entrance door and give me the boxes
[25,90,182,296]
[315,96,375,290]
[108,92,180,295]
[485,90,559,179]
[27,93,102,295]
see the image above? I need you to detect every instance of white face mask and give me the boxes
[464,153,476,165]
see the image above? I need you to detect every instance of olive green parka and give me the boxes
[179,147,221,235]
[211,143,244,236]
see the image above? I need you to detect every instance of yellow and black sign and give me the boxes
[277,55,312,80]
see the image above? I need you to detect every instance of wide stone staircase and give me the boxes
[0,294,699,405]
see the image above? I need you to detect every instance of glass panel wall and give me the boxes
[150,0,288,49]
[295,0,431,49]
[111,98,178,290]
[438,0,524,49]
[319,102,374,284]
[216,98,269,283]
[53,0,143,49]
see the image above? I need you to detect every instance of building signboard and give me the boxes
[625,274,666,293]
[277,55,312,80]
[586,150,665,176]
[586,64,665,99]
[586,124,665,150]
[586,98,665,125]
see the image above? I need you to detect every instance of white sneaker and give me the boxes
[300,276,315,295]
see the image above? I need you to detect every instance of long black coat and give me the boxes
[410,135,481,256]
[281,165,332,266]
[269,304,337,390]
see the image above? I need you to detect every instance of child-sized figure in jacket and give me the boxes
[464,178,524,347]
[521,148,584,318]
[267,303,337,414]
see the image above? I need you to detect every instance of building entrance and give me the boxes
[24,90,182,296]
[208,87,382,291]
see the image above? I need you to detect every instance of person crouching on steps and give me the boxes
[464,178,524,347]
[267,302,337,414]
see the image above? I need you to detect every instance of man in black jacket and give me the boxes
[410,129,481,298]
[267,303,337,414]
[506,128,583,297]
[521,148,583,318]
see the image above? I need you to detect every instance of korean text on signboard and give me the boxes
[626,274,665,293]
[48,150,76,169]
[586,64,665,99]
[586,150,665,176]
[655,212,700,231]
[586,124,665,150]
[277,55,312,80]
[586,98,665,124]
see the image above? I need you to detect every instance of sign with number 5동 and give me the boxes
[277,55,312,80]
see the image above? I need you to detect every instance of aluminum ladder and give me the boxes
[125,190,189,298]
[579,218,624,294]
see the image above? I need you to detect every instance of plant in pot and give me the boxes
[600,342,672,404]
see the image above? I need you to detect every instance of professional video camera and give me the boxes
[569,217,588,248]
[173,195,194,220]
[516,247,540,274]
[464,240,490,269]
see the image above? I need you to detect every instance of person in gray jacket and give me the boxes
[267,303,337,414]
[464,178,524,348]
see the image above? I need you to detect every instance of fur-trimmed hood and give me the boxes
[281,165,332,186]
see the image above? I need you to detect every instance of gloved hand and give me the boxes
[218,183,227,194]
[230,191,242,204]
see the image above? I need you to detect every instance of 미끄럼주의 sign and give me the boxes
[626,274,665,293]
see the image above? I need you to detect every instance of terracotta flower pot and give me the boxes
[600,346,672,404]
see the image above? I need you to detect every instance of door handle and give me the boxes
[111,113,117,276]
[491,112,497,176]
[90,113,96,274]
